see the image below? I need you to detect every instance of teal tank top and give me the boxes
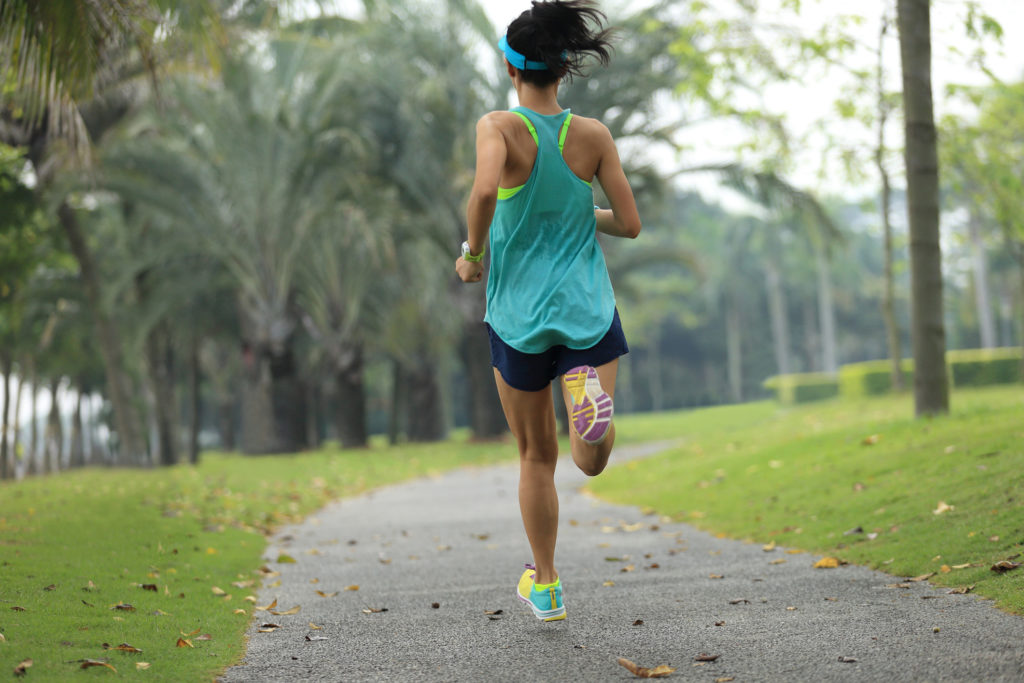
[484,106,616,354]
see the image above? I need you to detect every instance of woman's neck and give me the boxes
[515,82,561,115]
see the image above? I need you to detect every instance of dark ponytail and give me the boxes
[505,0,614,86]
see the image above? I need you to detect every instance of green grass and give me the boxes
[598,385,1024,613]
[0,439,515,681]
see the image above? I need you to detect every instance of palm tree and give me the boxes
[100,42,365,452]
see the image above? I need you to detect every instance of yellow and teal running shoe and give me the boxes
[564,365,613,444]
[516,564,566,622]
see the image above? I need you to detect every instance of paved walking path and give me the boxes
[221,442,1024,682]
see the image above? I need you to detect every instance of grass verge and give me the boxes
[595,385,1024,614]
[0,439,515,681]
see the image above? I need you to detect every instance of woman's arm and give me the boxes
[594,123,641,239]
[457,114,507,283]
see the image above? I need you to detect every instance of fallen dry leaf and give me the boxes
[194,634,212,642]
[233,609,247,615]
[140,584,158,592]
[621,564,636,573]
[80,660,117,672]
[709,574,724,579]
[305,635,328,642]
[211,586,226,596]
[309,622,323,630]
[716,678,735,683]
[257,623,281,632]
[43,584,56,591]
[617,658,676,678]
[933,501,954,515]
[315,590,338,598]
[136,662,150,670]
[769,558,787,565]
[344,585,360,592]
[728,599,750,605]
[112,603,135,612]
[948,585,975,595]
[102,642,142,653]
[908,573,935,582]
[181,628,201,637]
[13,659,32,676]
[269,605,301,616]
[838,656,857,663]
[632,619,644,626]
[277,554,297,564]
[951,563,971,570]
[10,606,25,612]
[431,603,440,609]
[176,638,194,648]
[361,607,388,614]
[254,599,278,611]
[862,434,880,445]
[695,653,720,662]
[813,557,844,569]
[603,581,616,587]
[714,621,725,626]
[762,541,776,552]
[991,560,1022,573]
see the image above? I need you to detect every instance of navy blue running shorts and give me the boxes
[485,308,629,393]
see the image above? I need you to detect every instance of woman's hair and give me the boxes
[505,0,614,86]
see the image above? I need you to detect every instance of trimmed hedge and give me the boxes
[839,359,915,398]
[948,347,1023,387]
[836,347,1022,398]
[764,372,839,405]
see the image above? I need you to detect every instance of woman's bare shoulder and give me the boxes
[568,114,612,144]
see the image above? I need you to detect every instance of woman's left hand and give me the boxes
[456,256,484,283]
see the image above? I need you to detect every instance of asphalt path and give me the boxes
[221,442,1024,682]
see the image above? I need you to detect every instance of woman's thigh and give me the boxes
[493,368,559,462]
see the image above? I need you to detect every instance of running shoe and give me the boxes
[516,564,566,622]
[564,365,613,444]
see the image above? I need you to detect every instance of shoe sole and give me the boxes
[564,365,613,444]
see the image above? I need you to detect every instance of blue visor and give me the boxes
[499,35,549,71]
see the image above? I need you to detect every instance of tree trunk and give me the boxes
[388,359,404,445]
[815,246,838,373]
[459,320,507,439]
[802,300,820,372]
[239,344,307,454]
[647,327,665,411]
[217,398,236,452]
[725,291,743,403]
[45,380,63,473]
[334,343,368,449]
[764,262,791,376]
[898,0,948,415]
[403,351,446,443]
[58,202,147,462]
[1,352,11,480]
[877,1,904,393]
[28,360,39,476]
[968,209,996,348]
[12,363,23,479]
[69,389,85,468]
[145,326,179,467]
[188,337,201,464]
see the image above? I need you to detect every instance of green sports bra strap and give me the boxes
[512,111,539,146]
[558,113,572,155]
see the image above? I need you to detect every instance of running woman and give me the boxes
[456,0,641,622]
